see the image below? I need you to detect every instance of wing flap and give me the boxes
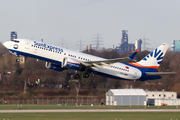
[145,72,176,76]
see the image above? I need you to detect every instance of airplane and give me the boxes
[3,39,176,81]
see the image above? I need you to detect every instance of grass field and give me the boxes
[0,104,179,110]
[0,112,180,120]
[0,105,179,120]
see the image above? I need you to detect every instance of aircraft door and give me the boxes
[25,41,30,49]
[133,69,138,78]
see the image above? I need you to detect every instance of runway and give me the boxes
[0,109,180,113]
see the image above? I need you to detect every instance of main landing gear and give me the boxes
[83,72,89,78]
[73,72,90,79]
[73,74,80,79]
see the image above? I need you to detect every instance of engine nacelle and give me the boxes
[45,62,64,71]
[62,57,84,70]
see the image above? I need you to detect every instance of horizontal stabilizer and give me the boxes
[145,72,176,76]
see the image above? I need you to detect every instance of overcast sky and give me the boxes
[0,0,180,50]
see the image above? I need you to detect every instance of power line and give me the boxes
[92,32,103,51]
[142,35,150,50]
[60,37,68,48]
[74,38,86,52]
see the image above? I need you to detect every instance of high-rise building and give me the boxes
[121,30,128,44]
[115,30,135,54]
[135,39,142,51]
[171,40,180,51]
[10,31,17,41]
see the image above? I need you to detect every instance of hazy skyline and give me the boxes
[0,0,180,50]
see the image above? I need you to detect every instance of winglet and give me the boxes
[129,49,140,60]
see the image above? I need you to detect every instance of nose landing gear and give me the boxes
[16,57,20,62]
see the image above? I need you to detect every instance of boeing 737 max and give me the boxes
[3,39,176,81]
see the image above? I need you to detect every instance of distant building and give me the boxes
[106,89,146,106]
[10,31,17,41]
[135,39,142,51]
[146,91,180,106]
[115,30,135,54]
[171,40,180,51]
[146,91,177,100]
[106,89,180,106]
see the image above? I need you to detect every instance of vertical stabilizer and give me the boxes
[137,43,169,68]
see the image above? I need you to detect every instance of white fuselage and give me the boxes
[3,39,142,80]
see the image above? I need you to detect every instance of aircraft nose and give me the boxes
[3,41,11,49]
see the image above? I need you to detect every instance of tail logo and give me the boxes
[142,48,164,65]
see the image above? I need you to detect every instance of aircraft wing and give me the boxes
[81,49,140,67]
[145,72,176,76]
[81,57,134,67]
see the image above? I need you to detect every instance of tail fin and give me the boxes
[137,43,169,69]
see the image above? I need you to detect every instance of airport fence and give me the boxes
[0,97,105,105]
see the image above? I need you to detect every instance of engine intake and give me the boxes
[62,57,84,70]
[45,62,64,71]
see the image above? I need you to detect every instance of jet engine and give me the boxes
[45,62,64,71]
[62,57,85,71]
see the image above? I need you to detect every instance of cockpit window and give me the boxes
[12,40,19,43]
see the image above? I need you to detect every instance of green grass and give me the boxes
[0,112,179,120]
[0,104,179,110]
